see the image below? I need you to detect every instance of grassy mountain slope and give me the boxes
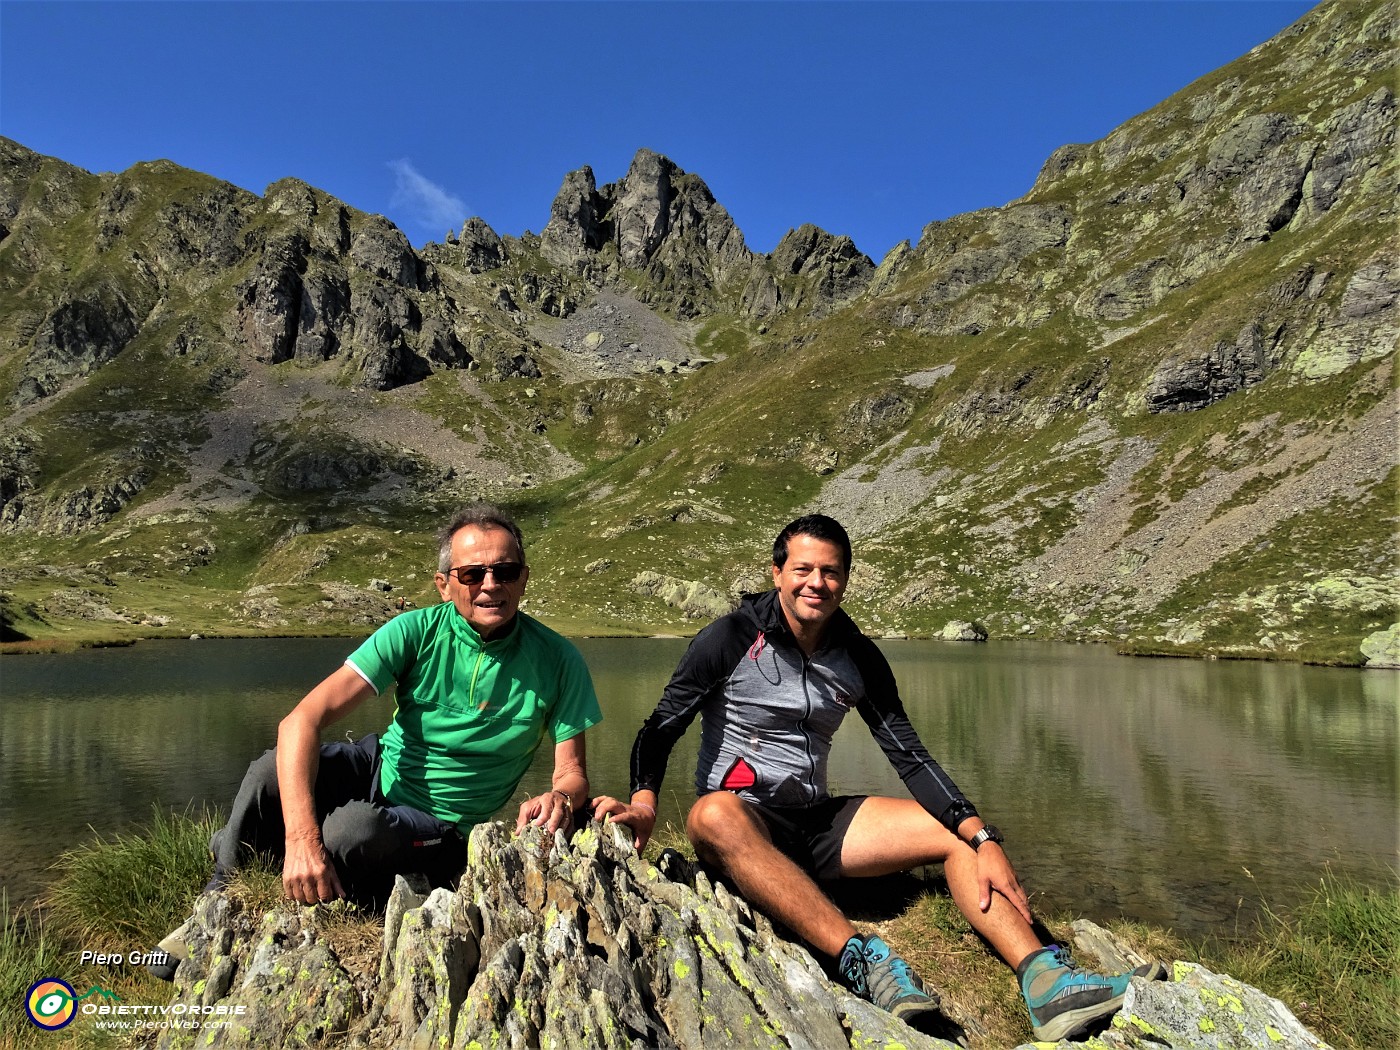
[0,0,1394,663]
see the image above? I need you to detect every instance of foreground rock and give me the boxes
[158,821,1330,1050]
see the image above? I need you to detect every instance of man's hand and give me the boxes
[282,830,345,905]
[515,790,575,836]
[591,794,657,851]
[975,842,1033,924]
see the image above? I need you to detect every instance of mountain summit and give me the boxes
[0,0,1394,663]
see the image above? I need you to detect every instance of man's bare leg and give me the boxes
[685,791,856,955]
[838,796,1043,969]
[840,796,1163,1040]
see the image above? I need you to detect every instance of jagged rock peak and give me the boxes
[768,223,877,305]
[456,216,506,273]
[540,147,750,277]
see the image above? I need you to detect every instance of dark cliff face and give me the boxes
[0,0,1394,662]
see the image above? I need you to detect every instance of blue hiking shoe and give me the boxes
[1017,943,1165,1041]
[838,933,941,1024]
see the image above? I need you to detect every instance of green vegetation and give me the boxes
[1,892,69,1048]
[1,2,1394,663]
[0,808,219,1049]
[1191,873,1400,1050]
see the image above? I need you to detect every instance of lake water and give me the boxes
[2,636,1395,939]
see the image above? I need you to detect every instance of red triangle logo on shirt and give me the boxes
[720,757,757,790]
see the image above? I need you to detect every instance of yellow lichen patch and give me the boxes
[1215,990,1245,1013]
[1118,1012,1159,1037]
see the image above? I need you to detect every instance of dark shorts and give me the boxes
[750,794,867,881]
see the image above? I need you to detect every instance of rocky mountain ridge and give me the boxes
[0,0,1394,664]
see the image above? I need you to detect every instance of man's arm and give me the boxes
[850,639,1033,922]
[277,663,376,904]
[595,618,746,849]
[515,733,590,836]
[850,639,979,831]
[954,814,1032,921]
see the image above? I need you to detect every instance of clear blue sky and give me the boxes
[2,1,1316,259]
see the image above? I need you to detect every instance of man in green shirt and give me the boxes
[151,503,601,979]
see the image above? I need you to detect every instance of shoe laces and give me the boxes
[838,944,867,994]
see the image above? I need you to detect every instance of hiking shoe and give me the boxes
[1018,943,1165,1041]
[838,933,941,1024]
[145,916,194,982]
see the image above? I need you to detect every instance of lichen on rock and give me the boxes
[159,820,961,1048]
[160,821,1335,1050]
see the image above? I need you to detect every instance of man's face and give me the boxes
[434,524,529,640]
[772,533,848,638]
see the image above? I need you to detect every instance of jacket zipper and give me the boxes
[468,647,486,710]
[798,653,817,804]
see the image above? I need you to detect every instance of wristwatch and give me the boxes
[968,825,1004,851]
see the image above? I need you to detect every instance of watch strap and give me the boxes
[968,825,1003,851]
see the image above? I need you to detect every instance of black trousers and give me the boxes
[212,734,468,909]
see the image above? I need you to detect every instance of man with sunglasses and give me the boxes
[595,514,1160,1042]
[150,503,601,980]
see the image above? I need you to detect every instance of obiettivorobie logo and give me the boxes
[24,978,121,1030]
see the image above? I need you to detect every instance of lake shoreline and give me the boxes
[0,622,1383,668]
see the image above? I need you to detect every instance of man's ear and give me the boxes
[434,572,451,601]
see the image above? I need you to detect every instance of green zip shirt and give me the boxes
[346,602,602,829]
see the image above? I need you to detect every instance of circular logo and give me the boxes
[25,978,77,1030]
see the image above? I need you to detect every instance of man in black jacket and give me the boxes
[594,514,1159,1042]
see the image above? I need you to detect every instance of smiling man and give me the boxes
[594,514,1160,1042]
[150,503,601,980]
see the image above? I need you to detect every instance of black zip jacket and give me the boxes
[629,590,979,832]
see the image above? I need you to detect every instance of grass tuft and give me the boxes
[0,893,69,1047]
[43,806,220,951]
[1191,872,1400,1050]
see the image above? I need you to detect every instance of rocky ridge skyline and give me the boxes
[0,0,1394,664]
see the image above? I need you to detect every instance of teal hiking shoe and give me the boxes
[838,933,941,1024]
[1017,944,1165,1041]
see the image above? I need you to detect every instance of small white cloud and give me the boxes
[388,159,467,233]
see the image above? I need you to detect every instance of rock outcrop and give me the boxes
[1360,623,1400,668]
[160,821,963,1049]
[156,820,1332,1050]
[631,571,736,621]
[941,620,988,642]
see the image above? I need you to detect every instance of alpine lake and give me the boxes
[2,635,1395,941]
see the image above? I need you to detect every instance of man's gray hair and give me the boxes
[437,503,526,571]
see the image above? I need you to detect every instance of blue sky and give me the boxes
[2,1,1316,259]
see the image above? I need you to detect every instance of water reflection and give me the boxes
[1,637,1394,939]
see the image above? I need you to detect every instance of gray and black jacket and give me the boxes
[630,590,978,832]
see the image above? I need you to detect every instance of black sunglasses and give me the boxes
[448,562,525,585]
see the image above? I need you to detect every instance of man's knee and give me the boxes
[321,801,396,865]
[238,748,280,795]
[687,792,762,855]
